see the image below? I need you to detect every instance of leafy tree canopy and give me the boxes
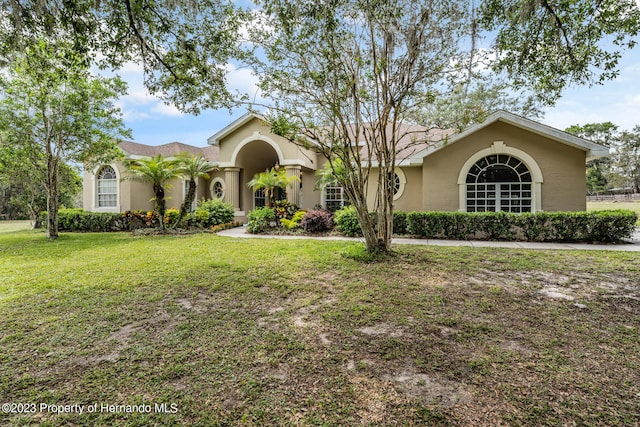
[1,0,248,114]
[481,0,640,103]
[0,38,130,238]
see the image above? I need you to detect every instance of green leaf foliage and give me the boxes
[480,0,640,103]
[1,0,248,114]
[405,210,638,243]
[196,199,235,227]
[0,38,129,238]
[247,207,276,234]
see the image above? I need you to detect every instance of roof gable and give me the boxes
[410,111,609,162]
[207,113,265,146]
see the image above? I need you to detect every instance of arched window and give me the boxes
[387,173,401,196]
[466,154,532,213]
[97,165,118,208]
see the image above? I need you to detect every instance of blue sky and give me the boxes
[115,42,640,148]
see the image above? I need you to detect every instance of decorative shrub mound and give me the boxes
[273,200,299,221]
[405,210,638,243]
[300,209,334,233]
[334,206,361,237]
[195,199,235,227]
[280,210,306,230]
[247,206,276,234]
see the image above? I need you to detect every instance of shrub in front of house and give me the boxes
[334,206,362,237]
[54,209,127,232]
[122,210,156,229]
[300,209,334,233]
[164,208,180,228]
[392,211,408,235]
[273,200,299,221]
[334,207,409,237]
[247,206,276,234]
[405,210,638,242]
[195,199,235,227]
[280,210,306,230]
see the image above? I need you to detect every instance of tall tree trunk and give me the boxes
[45,158,59,239]
[28,203,42,229]
[154,183,166,231]
[174,179,196,229]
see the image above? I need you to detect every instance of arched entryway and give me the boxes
[235,139,282,211]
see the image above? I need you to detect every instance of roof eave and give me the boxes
[407,110,610,162]
[207,112,265,146]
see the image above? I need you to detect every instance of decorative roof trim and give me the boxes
[207,112,266,146]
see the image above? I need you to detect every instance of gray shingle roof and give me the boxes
[118,141,219,161]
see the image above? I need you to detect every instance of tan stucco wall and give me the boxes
[301,169,321,209]
[364,167,423,212]
[125,179,155,212]
[395,167,423,212]
[217,117,318,169]
[422,122,587,212]
[84,161,210,213]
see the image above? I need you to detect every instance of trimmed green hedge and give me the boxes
[406,210,638,243]
[51,209,129,232]
[48,203,236,232]
[334,206,409,237]
[334,207,637,242]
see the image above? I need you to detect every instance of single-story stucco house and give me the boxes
[83,111,609,221]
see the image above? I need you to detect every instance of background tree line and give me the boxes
[566,122,640,195]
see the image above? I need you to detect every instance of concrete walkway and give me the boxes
[217,226,640,252]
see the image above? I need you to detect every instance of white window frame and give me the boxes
[324,185,347,212]
[392,168,407,201]
[209,177,225,201]
[94,164,120,213]
[457,141,544,213]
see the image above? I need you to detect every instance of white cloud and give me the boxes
[150,102,184,117]
[225,62,265,103]
[103,61,191,122]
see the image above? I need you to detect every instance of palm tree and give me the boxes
[247,167,299,207]
[124,154,181,230]
[314,158,346,191]
[174,153,217,228]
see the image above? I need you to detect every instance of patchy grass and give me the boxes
[1,230,639,426]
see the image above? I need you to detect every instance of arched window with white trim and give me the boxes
[97,165,118,208]
[465,154,532,213]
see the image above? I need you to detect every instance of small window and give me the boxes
[210,178,225,200]
[97,166,117,208]
[325,185,348,212]
[254,189,266,208]
[387,169,406,201]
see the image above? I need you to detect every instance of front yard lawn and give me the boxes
[1,230,639,426]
